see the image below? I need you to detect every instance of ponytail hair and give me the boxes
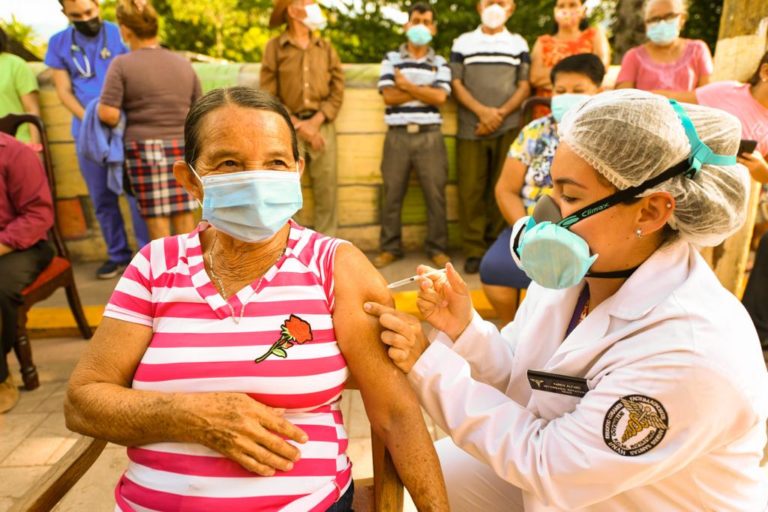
[116,0,159,39]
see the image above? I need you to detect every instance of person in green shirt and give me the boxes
[0,27,41,144]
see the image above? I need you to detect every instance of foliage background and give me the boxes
[3,0,723,64]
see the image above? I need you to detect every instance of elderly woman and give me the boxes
[615,0,712,92]
[366,89,768,510]
[66,87,449,511]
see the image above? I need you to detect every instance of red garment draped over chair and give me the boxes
[0,114,92,391]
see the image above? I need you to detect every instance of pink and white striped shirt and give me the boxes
[104,221,352,511]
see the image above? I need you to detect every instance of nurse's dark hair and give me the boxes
[0,27,6,54]
[748,51,768,86]
[116,0,159,39]
[184,87,300,166]
[550,53,605,87]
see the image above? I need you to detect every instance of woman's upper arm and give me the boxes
[592,26,611,67]
[331,244,421,425]
[68,317,153,390]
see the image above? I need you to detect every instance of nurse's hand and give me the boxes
[363,302,429,373]
[417,263,473,341]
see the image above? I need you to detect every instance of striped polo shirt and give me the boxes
[104,220,352,512]
[377,44,451,126]
[450,26,530,140]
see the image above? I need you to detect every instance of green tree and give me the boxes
[0,15,47,57]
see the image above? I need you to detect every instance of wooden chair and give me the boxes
[10,381,405,511]
[0,114,92,391]
[346,378,405,511]
[519,96,552,128]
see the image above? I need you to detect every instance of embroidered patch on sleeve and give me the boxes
[603,394,669,457]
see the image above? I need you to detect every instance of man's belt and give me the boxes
[295,110,318,120]
[389,123,441,134]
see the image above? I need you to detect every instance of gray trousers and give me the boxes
[379,127,448,257]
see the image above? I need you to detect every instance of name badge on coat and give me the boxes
[527,369,589,398]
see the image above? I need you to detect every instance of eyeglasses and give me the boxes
[645,12,681,24]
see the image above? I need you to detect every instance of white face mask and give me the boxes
[481,4,508,30]
[302,3,327,31]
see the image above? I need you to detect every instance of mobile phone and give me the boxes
[738,139,758,155]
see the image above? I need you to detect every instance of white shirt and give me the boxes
[410,241,768,510]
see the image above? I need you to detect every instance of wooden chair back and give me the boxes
[346,377,405,512]
[519,96,552,130]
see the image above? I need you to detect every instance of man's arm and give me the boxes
[0,141,53,251]
[333,244,449,511]
[394,70,447,107]
[259,39,279,97]
[381,87,416,105]
[318,44,345,122]
[51,69,85,120]
[498,80,531,120]
[452,78,503,134]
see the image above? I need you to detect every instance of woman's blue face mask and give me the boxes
[189,165,303,243]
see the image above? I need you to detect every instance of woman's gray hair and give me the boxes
[184,86,300,166]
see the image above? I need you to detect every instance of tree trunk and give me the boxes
[611,0,646,64]
[704,0,768,295]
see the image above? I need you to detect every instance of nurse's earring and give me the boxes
[635,228,643,239]
[666,202,672,209]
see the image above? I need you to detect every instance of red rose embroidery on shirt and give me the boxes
[254,314,314,363]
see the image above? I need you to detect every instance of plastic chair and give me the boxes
[0,114,92,391]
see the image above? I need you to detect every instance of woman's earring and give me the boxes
[635,228,643,238]
[666,202,672,209]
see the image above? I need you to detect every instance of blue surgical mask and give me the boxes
[550,93,590,123]
[406,24,433,46]
[511,99,737,289]
[190,165,303,243]
[646,18,680,45]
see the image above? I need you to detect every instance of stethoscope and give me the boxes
[69,26,111,78]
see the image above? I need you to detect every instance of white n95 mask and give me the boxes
[481,4,508,30]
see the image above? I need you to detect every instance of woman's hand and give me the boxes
[363,302,429,373]
[738,151,768,183]
[416,262,473,341]
[180,392,308,476]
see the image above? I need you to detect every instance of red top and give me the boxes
[0,133,54,250]
[537,27,596,71]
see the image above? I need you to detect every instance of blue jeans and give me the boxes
[76,147,149,263]
[326,480,354,512]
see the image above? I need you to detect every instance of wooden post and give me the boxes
[705,2,768,296]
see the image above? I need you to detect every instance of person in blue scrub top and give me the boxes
[45,0,148,279]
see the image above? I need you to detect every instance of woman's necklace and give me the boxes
[207,232,286,299]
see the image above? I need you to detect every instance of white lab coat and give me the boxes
[409,241,768,510]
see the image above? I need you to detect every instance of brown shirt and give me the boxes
[260,32,344,121]
[101,47,202,142]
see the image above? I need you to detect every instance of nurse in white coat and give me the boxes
[365,89,768,511]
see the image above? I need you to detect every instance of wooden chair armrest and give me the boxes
[9,436,107,512]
